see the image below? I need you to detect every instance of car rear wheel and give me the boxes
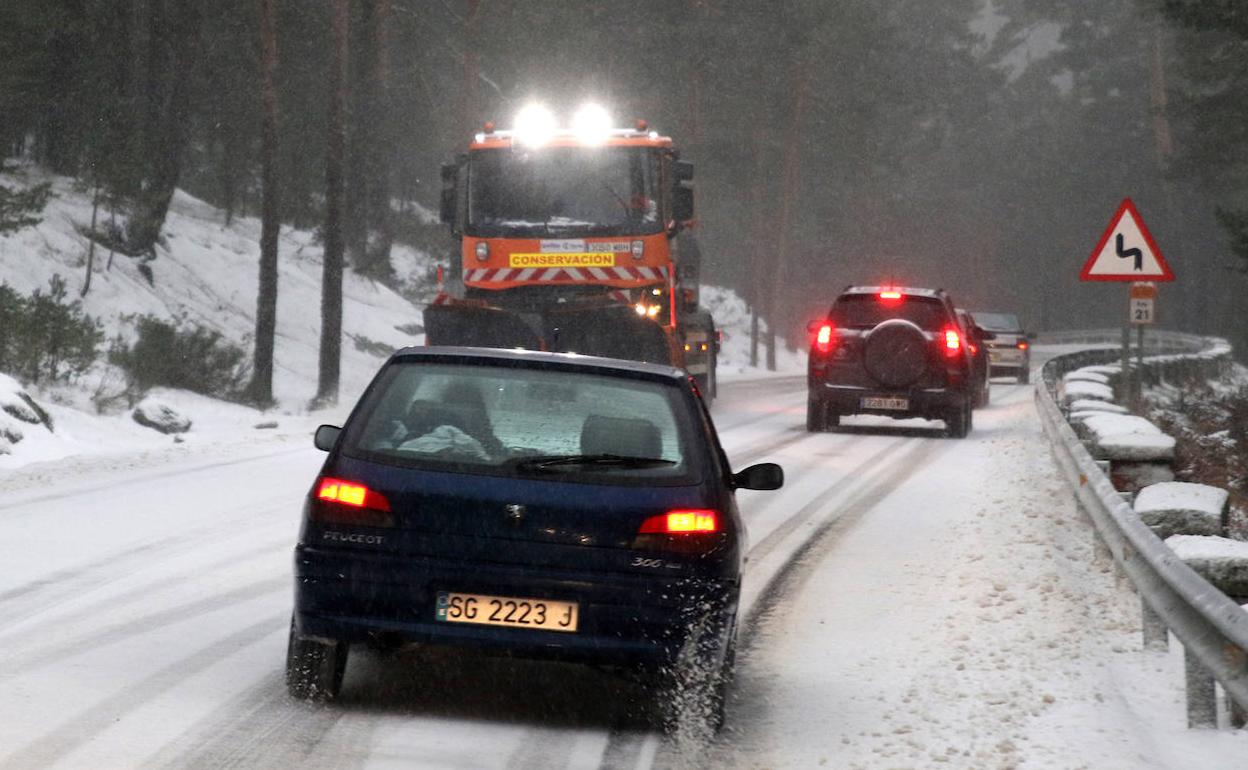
[806,398,827,433]
[974,380,990,409]
[1017,368,1030,384]
[654,613,736,735]
[286,618,348,701]
[946,395,971,439]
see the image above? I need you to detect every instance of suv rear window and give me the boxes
[342,361,704,483]
[829,295,949,331]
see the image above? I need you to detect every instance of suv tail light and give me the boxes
[311,477,394,527]
[942,327,962,357]
[814,323,835,354]
[1017,340,1029,350]
[879,291,902,301]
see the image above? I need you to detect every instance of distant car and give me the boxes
[287,347,783,733]
[806,286,975,438]
[956,308,992,408]
[972,311,1031,383]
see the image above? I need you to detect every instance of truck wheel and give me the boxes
[286,617,348,701]
[806,399,827,433]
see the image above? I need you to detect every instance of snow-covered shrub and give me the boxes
[0,276,103,385]
[109,315,249,402]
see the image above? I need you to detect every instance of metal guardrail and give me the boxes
[1036,333,1248,728]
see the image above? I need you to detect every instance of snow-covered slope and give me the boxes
[701,285,806,380]
[0,167,431,408]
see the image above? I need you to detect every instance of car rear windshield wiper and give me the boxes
[515,453,677,471]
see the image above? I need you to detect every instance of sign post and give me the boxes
[1080,199,1174,406]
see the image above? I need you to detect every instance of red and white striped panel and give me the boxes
[464,266,669,283]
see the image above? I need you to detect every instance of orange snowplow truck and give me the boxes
[428,105,718,398]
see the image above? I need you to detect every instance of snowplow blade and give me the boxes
[544,305,675,365]
[423,304,542,350]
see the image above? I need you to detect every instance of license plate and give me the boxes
[435,591,579,633]
[861,396,909,410]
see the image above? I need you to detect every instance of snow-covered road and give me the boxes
[0,361,1244,769]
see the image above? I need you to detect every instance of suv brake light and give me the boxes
[1017,340,1029,350]
[943,327,962,357]
[879,291,902,301]
[815,324,835,354]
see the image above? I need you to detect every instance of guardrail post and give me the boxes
[1141,599,1168,651]
[1185,649,1218,728]
[1231,695,1246,730]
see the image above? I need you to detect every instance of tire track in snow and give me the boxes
[0,614,287,770]
[0,504,292,634]
[685,438,948,769]
[597,436,924,769]
[0,575,287,677]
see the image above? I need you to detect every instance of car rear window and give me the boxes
[341,361,704,483]
[830,295,949,331]
[972,312,1022,333]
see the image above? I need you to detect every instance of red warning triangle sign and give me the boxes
[1081,199,1174,282]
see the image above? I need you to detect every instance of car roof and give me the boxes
[841,285,946,299]
[390,345,688,381]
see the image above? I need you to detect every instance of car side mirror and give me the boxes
[1026,332,1036,341]
[314,424,342,452]
[733,462,784,490]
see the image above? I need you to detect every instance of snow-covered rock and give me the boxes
[1165,535,1248,596]
[1068,399,1128,414]
[0,374,54,453]
[1135,482,1228,538]
[132,400,192,435]
[1064,369,1111,385]
[1081,413,1175,461]
[1061,380,1114,406]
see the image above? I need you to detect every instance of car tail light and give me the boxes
[814,323,835,354]
[311,477,394,527]
[1017,340,1029,350]
[879,291,902,301]
[639,509,718,534]
[943,327,962,357]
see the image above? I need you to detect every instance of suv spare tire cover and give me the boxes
[863,319,929,388]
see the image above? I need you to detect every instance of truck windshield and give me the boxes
[467,146,662,237]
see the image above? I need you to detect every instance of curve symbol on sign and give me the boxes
[1116,233,1143,271]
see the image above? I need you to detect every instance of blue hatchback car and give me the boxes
[287,347,783,730]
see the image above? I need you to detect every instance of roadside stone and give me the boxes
[132,400,192,435]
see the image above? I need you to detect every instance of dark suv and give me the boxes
[806,286,974,437]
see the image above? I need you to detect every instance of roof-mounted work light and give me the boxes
[572,103,612,145]
[514,103,556,147]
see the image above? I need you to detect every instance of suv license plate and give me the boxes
[435,591,579,633]
[861,396,909,410]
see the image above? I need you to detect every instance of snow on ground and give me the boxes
[705,381,1248,770]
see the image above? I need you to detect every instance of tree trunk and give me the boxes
[364,0,394,280]
[767,50,809,371]
[315,0,349,407]
[248,0,281,407]
[126,0,201,257]
[83,184,99,296]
